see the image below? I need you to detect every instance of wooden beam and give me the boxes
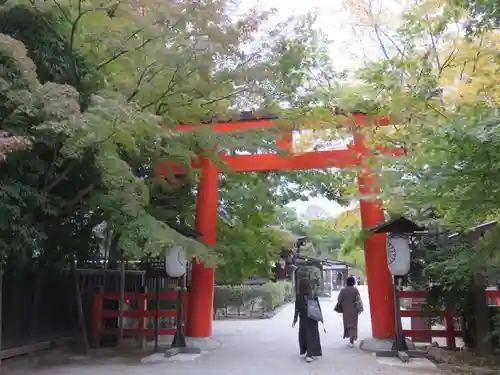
[156,145,406,176]
[221,150,361,172]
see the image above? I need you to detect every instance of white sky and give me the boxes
[249,0,408,70]
[246,0,406,216]
[264,1,358,70]
[292,196,356,217]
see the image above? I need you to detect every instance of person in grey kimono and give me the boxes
[292,279,323,362]
[337,276,363,347]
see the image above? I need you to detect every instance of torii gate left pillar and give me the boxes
[187,158,218,337]
[163,114,403,339]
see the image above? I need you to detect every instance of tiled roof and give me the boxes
[178,111,279,125]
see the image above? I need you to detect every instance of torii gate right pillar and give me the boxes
[358,175,395,339]
[355,133,395,340]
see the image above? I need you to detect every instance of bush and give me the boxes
[213,281,292,316]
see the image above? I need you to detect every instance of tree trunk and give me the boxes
[30,273,42,342]
[108,235,120,270]
[72,264,89,354]
[0,262,4,373]
[470,273,492,355]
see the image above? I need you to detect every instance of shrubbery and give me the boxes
[213,281,293,317]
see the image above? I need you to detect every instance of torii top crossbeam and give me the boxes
[158,111,404,174]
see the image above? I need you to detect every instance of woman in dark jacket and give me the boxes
[292,279,323,362]
[337,276,363,348]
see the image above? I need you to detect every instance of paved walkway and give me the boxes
[12,287,441,375]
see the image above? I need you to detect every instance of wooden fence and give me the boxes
[91,289,188,348]
[399,289,500,348]
[0,267,145,359]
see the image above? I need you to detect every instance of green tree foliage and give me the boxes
[302,219,344,258]
[407,230,500,351]
[0,0,347,279]
[337,0,500,229]
[0,131,31,161]
[322,208,365,272]
[337,230,366,272]
[346,0,500,229]
[451,0,500,34]
[339,0,500,353]
[275,206,307,235]
[274,205,366,271]
[274,207,339,258]
[214,168,349,282]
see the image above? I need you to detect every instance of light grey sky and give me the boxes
[250,0,407,70]
[250,0,363,71]
[292,196,344,217]
[245,0,406,216]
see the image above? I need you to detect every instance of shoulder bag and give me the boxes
[307,298,323,322]
[354,291,364,313]
[334,301,343,313]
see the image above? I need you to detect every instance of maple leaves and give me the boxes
[0,0,353,277]
[0,132,31,161]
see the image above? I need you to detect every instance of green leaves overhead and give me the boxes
[451,0,500,34]
[0,0,350,276]
[340,0,500,231]
[341,0,500,352]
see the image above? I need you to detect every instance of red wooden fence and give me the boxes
[399,289,500,349]
[91,288,500,348]
[92,289,189,348]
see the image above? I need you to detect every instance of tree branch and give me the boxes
[37,182,98,230]
[375,25,407,59]
[127,61,157,102]
[439,48,457,76]
[43,146,59,188]
[52,0,91,87]
[96,34,160,71]
[140,56,197,112]
[65,183,96,209]
[425,17,442,73]
[471,36,484,74]
[200,86,251,107]
[139,66,181,112]
[44,162,76,193]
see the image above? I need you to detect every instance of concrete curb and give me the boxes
[215,302,293,321]
[268,302,293,319]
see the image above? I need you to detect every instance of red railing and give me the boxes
[92,289,189,348]
[399,290,500,349]
[487,289,500,306]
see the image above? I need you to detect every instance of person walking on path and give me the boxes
[336,276,364,348]
[292,279,323,362]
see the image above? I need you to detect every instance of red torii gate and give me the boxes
[158,111,404,340]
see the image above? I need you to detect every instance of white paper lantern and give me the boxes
[387,235,411,276]
[165,246,187,277]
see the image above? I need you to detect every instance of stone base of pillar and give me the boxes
[184,336,221,351]
[146,335,221,351]
[359,337,416,353]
